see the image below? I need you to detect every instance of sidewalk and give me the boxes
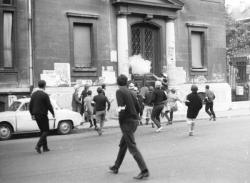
[78,107,250,129]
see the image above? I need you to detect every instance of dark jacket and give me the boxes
[144,91,153,106]
[80,90,88,115]
[151,88,167,106]
[93,94,110,112]
[185,92,202,119]
[116,87,140,123]
[29,90,54,116]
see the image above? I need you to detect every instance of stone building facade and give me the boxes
[0,0,231,111]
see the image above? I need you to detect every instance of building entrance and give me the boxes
[131,23,160,75]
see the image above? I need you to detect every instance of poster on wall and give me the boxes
[102,70,116,84]
[54,63,71,86]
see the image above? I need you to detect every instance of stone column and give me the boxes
[166,19,177,85]
[117,15,129,76]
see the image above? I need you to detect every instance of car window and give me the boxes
[8,101,21,111]
[19,102,30,111]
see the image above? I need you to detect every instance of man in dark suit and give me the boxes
[29,80,55,154]
[109,74,149,180]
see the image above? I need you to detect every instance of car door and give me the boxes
[15,102,39,132]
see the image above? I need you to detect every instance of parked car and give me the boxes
[0,98,83,140]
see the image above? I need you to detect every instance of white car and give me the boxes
[0,98,83,140]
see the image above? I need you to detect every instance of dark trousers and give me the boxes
[165,110,173,121]
[35,114,49,149]
[114,119,148,172]
[151,104,164,128]
[205,102,216,118]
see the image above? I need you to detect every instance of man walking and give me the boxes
[93,87,110,135]
[109,74,149,180]
[29,80,55,154]
[204,85,216,121]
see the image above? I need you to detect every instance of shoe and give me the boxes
[169,121,173,125]
[43,148,50,152]
[109,166,118,174]
[151,123,155,128]
[98,130,103,136]
[35,146,42,154]
[89,124,93,128]
[213,118,216,121]
[156,127,163,132]
[209,115,213,121]
[133,170,149,180]
[189,131,193,136]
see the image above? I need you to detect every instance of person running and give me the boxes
[151,80,167,132]
[93,87,110,136]
[204,85,216,121]
[163,88,182,125]
[185,85,203,136]
[144,86,155,128]
[29,80,55,154]
[109,74,149,180]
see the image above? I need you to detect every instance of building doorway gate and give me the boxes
[131,23,160,75]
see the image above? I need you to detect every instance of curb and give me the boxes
[76,112,250,130]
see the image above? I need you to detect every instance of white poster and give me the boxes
[54,63,71,86]
[102,70,116,84]
[110,50,117,62]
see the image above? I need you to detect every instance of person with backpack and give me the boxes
[204,85,216,121]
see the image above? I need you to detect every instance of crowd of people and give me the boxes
[71,76,216,137]
[30,76,216,180]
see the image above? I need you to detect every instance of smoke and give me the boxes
[129,55,151,75]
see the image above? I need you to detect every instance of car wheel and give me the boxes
[0,123,13,140]
[57,121,72,135]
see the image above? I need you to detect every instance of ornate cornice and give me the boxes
[112,0,183,10]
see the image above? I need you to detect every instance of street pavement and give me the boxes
[1,115,250,183]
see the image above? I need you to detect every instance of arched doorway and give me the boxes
[131,22,160,75]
